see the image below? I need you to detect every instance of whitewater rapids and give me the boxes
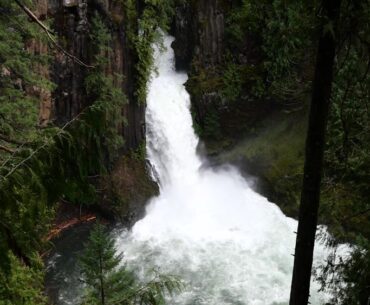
[115,35,330,305]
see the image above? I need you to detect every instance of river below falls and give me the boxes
[46,34,339,305]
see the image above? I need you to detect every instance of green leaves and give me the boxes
[123,0,176,103]
[86,14,126,162]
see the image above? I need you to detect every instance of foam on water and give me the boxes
[116,35,330,305]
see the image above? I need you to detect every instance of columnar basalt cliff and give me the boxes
[172,0,224,70]
[34,0,144,151]
[29,0,157,222]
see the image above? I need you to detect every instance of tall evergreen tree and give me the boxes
[79,224,182,305]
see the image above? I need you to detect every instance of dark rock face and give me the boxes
[52,1,90,125]
[194,0,225,66]
[172,0,225,70]
[172,0,225,129]
[171,3,194,70]
[37,0,144,151]
[30,0,154,220]
[171,1,273,146]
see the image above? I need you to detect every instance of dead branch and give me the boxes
[13,0,95,69]
[0,145,15,154]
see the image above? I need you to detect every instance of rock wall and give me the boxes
[171,0,276,152]
[34,0,144,151]
[170,1,305,214]
[27,0,52,127]
[172,0,225,70]
[171,0,227,141]
[30,0,156,221]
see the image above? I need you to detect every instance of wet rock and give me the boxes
[171,3,194,70]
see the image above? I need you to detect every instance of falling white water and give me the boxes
[116,35,331,305]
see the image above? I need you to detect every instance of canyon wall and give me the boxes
[34,0,144,151]
[30,0,156,221]
[171,0,307,217]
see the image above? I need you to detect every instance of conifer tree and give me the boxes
[79,224,182,305]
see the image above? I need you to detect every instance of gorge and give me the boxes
[1,1,369,305]
[115,35,333,305]
[47,34,335,305]
[61,36,336,305]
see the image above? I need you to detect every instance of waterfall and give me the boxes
[115,35,331,305]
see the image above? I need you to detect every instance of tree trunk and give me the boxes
[289,1,341,305]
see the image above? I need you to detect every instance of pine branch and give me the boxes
[13,0,95,68]
[0,221,32,267]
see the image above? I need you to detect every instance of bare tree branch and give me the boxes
[0,145,15,154]
[0,110,84,180]
[13,0,95,69]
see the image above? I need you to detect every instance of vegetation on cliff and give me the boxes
[0,0,173,303]
[123,0,179,103]
[0,0,369,304]
[184,0,369,304]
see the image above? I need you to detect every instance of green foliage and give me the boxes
[79,224,182,305]
[223,0,315,102]
[202,109,221,140]
[188,0,315,142]
[316,237,370,305]
[124,0,177,103]
[0,253,47,305]
[0,8,126,301]
[0,0,55,280]
[186,63,222,99]
[0,0,55,160]
[131,142,146,161]
[325,41,370,199]
[86,15,126,161]
[221,61,244,102]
